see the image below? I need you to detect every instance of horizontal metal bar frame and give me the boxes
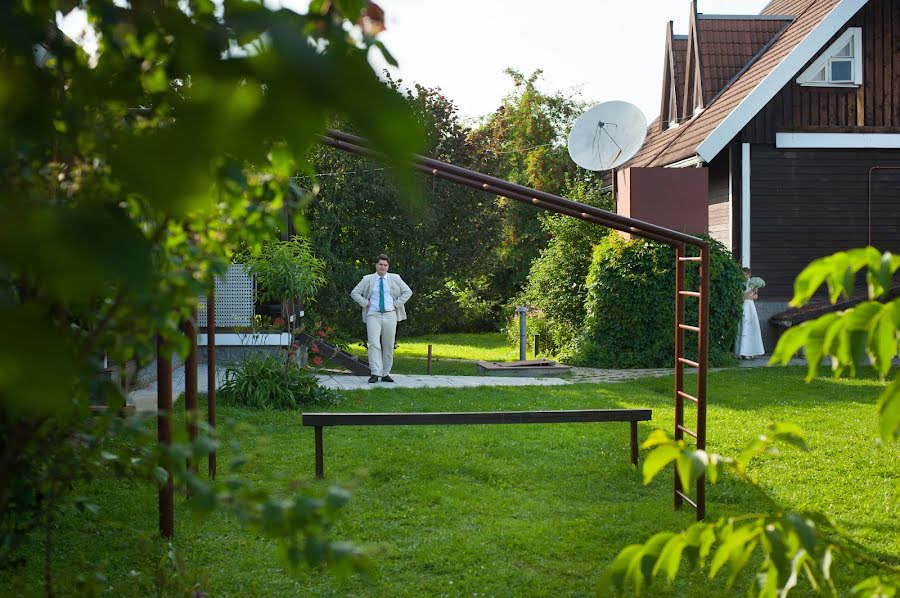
[302,409,652,427]
[675,490,698,509]
[321,130,708,248]
[677,424,698,439]
[677,390,699,404]
[318,136,678,245]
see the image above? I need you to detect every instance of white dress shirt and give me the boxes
[367,274,396,314]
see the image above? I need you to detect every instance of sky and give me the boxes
[364,0,772,122]
[61,0,772,123]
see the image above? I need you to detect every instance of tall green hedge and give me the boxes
[576,234,743,368]
[507,179,613,359]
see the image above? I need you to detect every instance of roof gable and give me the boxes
[696,15,792,106]
[696,0,868,161]
[626,0,869,168]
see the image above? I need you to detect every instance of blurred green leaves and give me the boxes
[771,248,900,443]
[0,0,418,584]
[600,424,900,597]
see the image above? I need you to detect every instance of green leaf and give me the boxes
[876,377,900,443]
[770,324,811,366]
[770,422,808,452]
[868,304,899,378]
[642,429,673,449]
[642,444,680,485]
[652,534,686,583]
[154,466,170,487]
[372,40,398,67]
[676,450,707,498]
[598,544,642,594]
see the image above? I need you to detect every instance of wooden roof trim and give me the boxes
[696,14,795,20]
[696,0,869,162]
[681,1,702,121]
[659,21,677,130]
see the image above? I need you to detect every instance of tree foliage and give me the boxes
[303,83,504,337]
[508,177,613,359]
[0,0,419,589]
[600,247,900,597]
[470,69,591,304]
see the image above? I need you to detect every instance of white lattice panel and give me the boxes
[197,264,255,328]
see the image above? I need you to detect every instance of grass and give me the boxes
[345,332,522,375]
[3,367,899,596]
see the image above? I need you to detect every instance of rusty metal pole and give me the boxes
[315,426,324,479]
[426,344,432,375]
[697,243,711,520]
[207,293,217,479]
[156,335,174,539]
[183,312,198,478]
[673,245,686,510]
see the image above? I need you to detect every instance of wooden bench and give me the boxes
[301,409,652,478]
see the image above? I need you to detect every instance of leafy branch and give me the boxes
[600,426,899,597]
[600,247,900,597]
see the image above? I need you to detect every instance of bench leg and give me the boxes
[630,421,638,466]
[315,426,324,479]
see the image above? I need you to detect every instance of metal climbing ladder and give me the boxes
[673,244,709,520]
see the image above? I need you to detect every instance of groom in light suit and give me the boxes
[350,254,413,383]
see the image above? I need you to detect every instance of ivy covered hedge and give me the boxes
[576,234,743,368]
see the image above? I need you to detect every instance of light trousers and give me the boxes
[366,310,398,377]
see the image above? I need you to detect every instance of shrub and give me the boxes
[507,179,613,359]
[219,352,339,409]
[576,234,743,368]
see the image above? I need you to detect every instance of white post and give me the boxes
[741,143,751,267]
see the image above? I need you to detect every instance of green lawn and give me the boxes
[3,367,899,596]
[346,332,520,376]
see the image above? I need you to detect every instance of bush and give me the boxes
[219,352,339,409]
[507,179,613,359]
[576,234,743,368]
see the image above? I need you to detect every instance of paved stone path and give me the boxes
[126,355,788,412]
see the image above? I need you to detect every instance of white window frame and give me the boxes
[796,27,862,88]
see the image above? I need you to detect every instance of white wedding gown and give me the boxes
[735,299,765,357]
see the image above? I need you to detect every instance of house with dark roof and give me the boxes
[616,0,900,347]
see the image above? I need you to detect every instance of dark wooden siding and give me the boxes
[741,0,900,141]
[750,145,900,299]
[707,153,731,249]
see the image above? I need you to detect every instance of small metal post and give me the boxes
[533,334,539,358]
[427,344,433,375]
[516,306,528,361]
[315,426,324,479]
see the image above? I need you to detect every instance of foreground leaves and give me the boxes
[599,426,899,597]
[770,248,900,442]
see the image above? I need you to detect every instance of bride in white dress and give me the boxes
[736,268,765,359]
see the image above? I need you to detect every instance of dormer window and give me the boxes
[797,27,862,87]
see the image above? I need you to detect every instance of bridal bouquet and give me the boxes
[745,276,766,291]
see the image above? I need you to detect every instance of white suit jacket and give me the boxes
[350,273,413,323]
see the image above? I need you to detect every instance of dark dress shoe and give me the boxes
[368,375,379,383]
[380,375,395,383]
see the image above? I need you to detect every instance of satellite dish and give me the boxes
[567,101,647,171]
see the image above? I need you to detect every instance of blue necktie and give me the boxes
[379,277,385,313]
